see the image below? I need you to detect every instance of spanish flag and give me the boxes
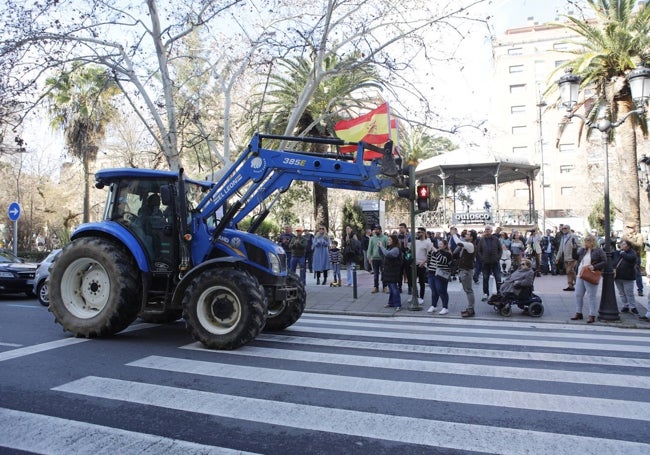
[334,103,398,158]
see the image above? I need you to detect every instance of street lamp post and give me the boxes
[557,66,650,321]
[537,99,547,231]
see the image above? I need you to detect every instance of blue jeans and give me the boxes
[332,263,341,283]
[541,251,556,274]
[427,272,449,308]
[289,256,306,284]
[387,282,401,307]
[346,262,355,285]
[371,258,384,289]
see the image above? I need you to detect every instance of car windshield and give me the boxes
[0,250,21,263]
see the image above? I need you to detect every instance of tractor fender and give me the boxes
[71,222,150,272]
[171,256,246,308]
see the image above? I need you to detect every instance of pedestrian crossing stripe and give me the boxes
[253,332,650,367]
[179,344,650,389]
[126,354,649,420]
[302,313,650,343]
[0,407,261,455]
[286,319,650,353]
[53,376,649,455]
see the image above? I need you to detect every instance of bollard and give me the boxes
[353,263,357,299]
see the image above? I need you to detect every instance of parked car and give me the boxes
[33,249,61,306]
[0,249,39,297]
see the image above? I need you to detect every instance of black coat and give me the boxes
[477,235,501,264]
[380,245,403,283]
[577,247,607,271]
[613,248,637,281]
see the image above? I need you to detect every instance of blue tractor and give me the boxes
[48,134,404,349]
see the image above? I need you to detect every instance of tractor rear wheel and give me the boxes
[49,237,140,337]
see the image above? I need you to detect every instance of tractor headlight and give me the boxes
[268,252,281,274]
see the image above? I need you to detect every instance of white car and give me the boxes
[32,249,61,306]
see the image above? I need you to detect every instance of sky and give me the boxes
[435,0,582,144]
[22,0,581,173]
[492,0,579,33]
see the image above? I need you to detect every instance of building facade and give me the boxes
[490,15,650,234]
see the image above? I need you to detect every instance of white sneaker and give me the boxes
[481,294,488,301]
[418,298,424,305]
[439,308,449,315]
[427,305,437,313]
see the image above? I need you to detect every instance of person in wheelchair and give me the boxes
[489,259,535,303]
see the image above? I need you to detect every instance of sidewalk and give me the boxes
[303,268,650,329]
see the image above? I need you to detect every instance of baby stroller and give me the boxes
[486,283,544,317]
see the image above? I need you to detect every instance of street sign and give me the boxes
[8,202,21,221]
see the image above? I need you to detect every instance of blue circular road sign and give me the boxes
[8,202,21,221]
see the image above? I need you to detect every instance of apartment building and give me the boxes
[489,12,650,233]
[489,18,595,231]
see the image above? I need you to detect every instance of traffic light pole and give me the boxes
[406,164,421,311]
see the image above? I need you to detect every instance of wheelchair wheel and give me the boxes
[499,305,512,317]
[528,302,544,318]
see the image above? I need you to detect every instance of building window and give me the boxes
[555,60,569,67]
[510,84,526,94]
[509,65,524,73]
[512,125,527,135]
[508,47,523,55]
[553,42,569,50]
[561,186,575,195]
[558,143,575,153]
[511,105,526,114]
[560,165,575,174]
[513,146,528,154]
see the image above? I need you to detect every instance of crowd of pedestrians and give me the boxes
[276,222,649,322]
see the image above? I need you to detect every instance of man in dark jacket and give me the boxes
[477,225,502,301]
[540,229,556,275]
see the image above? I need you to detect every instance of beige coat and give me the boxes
[556,233,580,263]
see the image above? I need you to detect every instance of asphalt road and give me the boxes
[1,295,649,454]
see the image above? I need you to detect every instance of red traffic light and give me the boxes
[417,185,430,199]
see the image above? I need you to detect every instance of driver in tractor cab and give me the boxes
[140,194,162,217]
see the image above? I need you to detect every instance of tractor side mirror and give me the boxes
[160,185,173,206]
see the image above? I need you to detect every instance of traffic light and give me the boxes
[396,166,414,199]
[416,185,430,212]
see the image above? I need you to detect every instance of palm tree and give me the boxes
[250,54,383,229]
[46,64,119,224]
[559,0,650,236]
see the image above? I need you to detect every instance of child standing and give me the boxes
[329,240,342,286]
[500,243,512,276]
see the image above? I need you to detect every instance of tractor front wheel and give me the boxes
[183,268,267,350]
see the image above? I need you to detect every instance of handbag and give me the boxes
[613,258,623,280]
[579,266,602,285]
[571,239,579,260]
[435,268,451,281]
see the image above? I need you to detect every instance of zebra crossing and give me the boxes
[3,314,650,454]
